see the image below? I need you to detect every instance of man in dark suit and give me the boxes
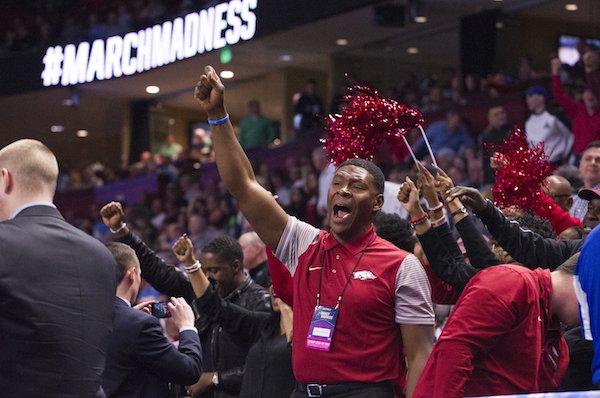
[0,139,116,397]
[102,242,202,398]
[100,202,271,398]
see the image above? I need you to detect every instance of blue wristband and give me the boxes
[208,114,230,125]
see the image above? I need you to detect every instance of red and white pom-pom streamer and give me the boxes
[487,128,554,212]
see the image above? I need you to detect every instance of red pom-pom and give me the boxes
[488,128,554,212]
[322,83,423,165]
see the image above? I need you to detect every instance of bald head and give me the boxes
[238,231,267,269]
[0,140,58,218]
[545,175,573,212]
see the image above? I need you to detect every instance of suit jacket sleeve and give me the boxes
[120,232,196,302]
[475,200,582,269]
[135,316,202,385]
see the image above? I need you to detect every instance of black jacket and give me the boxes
[418,215,499,295]
[196,285,295,398]
[120,232,271,398]
[475,200,583,269]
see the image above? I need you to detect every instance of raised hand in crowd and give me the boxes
[446,186,487,213]
[172,234,196,267]
[434,165,454,197]
[398,177,431,235]
[171,234,210,298]
[100,201,129,237]
[551,57,562,76]
[194,65,226,120]
[583,49,600,73]
[416,162,441,210]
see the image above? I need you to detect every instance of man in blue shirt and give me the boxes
[574,188,600,385]
[413,109,473,159]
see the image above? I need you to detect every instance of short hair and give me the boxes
[373,212,416,252]
[513,211,556,239]
[106,242,139,283]
[338,159,385,195]
[555,252,579,275]
[487,101,505,111]
[202,235,244,265]
[583,140,600,153]
[0,139,59,196]
[239,231,265,249]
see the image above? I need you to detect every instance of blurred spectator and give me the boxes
[545,175,575,212]
[88,13,108,41]
[413,109,473,159]
[293,79,323,134]
[239,232,270,288]
[238,99,276,149]
[524,85,572,163]
[480,103,512,186]
[158,133,183,160]
[551,57,600,156]
[570,141,600,220]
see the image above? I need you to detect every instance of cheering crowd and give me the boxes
[2,53,600,398]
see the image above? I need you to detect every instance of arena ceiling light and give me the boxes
[407,47,419,54]
[146,85,160,94]
[335,38,349,46]
[279,54,292,62]
[414,16,427,23]
[220,70,234,79]
[50,125,64,133]
[565,4,578,11]
[77,129,89,138]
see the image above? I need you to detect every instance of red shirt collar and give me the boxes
[323,225,376,254]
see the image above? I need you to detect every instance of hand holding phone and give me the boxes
[150,301,172,318]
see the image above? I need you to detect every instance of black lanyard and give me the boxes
[315,234,374,309]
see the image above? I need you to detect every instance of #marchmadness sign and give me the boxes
[41,0,258,87]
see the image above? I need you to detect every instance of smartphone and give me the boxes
[150,301,172,318]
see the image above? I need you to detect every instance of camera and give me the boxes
[150,301,172,318]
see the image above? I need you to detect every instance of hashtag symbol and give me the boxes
[41,46,64,87]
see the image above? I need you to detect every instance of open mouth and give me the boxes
[333,204,351,219]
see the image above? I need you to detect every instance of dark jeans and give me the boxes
[290,382,394,398]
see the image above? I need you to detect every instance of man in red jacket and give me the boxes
[414,254,580,397]
[551,57,600,156]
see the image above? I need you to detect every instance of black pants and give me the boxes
[290,382,394,398]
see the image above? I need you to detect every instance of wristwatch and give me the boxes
[212,372,219,387]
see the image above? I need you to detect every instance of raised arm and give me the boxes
[434,166,499,269]
[100,201,196,302]
[447,186,583,269]
[551,57,580,119]
[398,176,476,293]
[193,66,288,250]
[172,234,270,345]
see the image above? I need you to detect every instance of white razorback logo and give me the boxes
[353,271,376,280]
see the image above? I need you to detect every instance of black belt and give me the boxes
[296,381,392,397]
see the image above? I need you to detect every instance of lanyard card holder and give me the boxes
[306,305,339,351]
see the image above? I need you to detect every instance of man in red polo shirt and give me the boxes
[194,66,435,398]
